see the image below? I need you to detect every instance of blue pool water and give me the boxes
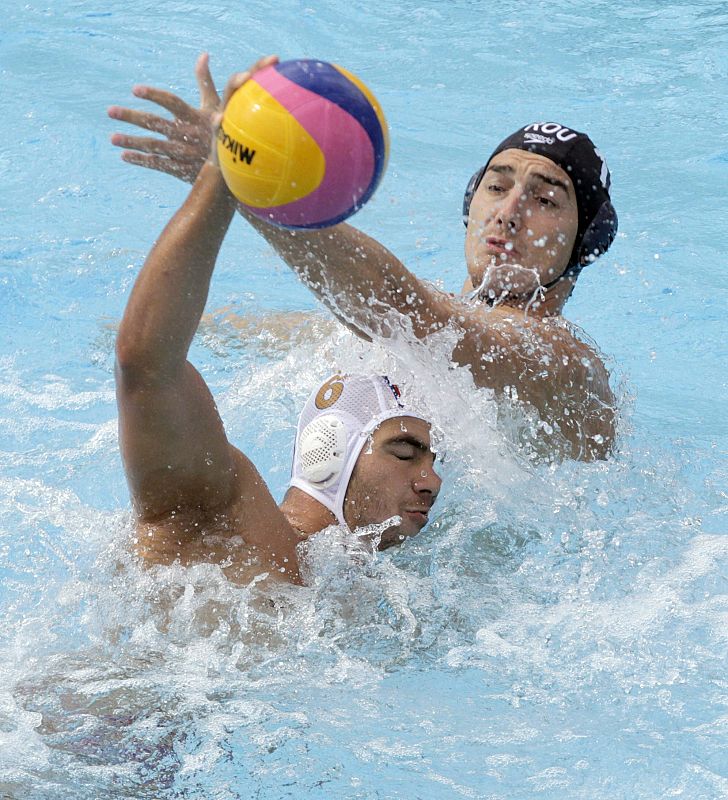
[2,1,727,797]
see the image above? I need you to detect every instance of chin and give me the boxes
[378,532,405,550]
[379,524,421,549]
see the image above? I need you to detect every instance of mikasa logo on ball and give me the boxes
[523,122,578,142]
[217,125,256,165]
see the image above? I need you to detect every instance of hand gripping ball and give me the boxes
[216,59,389,229]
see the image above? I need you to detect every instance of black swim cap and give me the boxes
[463,122,618,284]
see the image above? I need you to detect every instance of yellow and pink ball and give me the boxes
[217,59,389,229]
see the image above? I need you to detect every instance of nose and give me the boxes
[494,187,524,232]
[413,465,442,499]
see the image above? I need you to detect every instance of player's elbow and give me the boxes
[114,330,166,389]
[115,328,148,375]
[584,405,616,461]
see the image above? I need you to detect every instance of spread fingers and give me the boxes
[110,133,201,159]
[130,85,199,122]
[108,106,177,137]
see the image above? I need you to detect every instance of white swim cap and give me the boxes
[290,374,428,527]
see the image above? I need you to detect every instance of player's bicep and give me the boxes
[116,360,235,520]
[226,449,303,576]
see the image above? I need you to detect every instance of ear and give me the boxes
[578,200,618,265]
[462,166,487,226]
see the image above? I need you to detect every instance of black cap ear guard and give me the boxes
[462,166,486,226]
[570,199,618,272]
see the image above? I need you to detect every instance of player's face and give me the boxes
[343,417,441,548]
[465,149,579,297]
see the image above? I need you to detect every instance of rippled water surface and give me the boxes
[2,1,727,798]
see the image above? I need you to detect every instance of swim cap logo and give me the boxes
[524,133,555,145]
[523,122,578,143]
[383,375,405,408]
[315,375,345,409]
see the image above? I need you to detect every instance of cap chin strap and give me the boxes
[540,264,575,293]
[466,269,537,309]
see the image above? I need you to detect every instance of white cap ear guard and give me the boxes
[289,373,427,528]
[298,414,347,488]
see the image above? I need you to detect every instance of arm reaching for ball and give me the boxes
[114,58,305,580]
[108,54,442,340]
[109,55,488,351]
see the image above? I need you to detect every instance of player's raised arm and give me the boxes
[115,160,238,521]
[108,55,437,339]
[115,61,302,579]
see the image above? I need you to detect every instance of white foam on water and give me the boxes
[1,310,724,798]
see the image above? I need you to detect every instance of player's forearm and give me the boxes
[242,210,444,338]
[117,162,236,377]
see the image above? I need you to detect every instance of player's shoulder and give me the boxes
[543,316,613,401]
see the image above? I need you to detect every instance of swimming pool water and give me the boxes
[2,1,728,797]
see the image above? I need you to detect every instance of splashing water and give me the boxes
[2,320,726,798]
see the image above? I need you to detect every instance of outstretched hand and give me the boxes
[108,53,279,183]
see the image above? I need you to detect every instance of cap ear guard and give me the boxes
[577,199,618,265]
[567,199,618,280]
[298,414,347,488]
[462,166,486,225]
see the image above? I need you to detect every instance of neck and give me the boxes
[461,275,573,318]
[279,487,338,538]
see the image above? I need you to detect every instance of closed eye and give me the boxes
[389,444,417,461]
[386,436,430,462]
